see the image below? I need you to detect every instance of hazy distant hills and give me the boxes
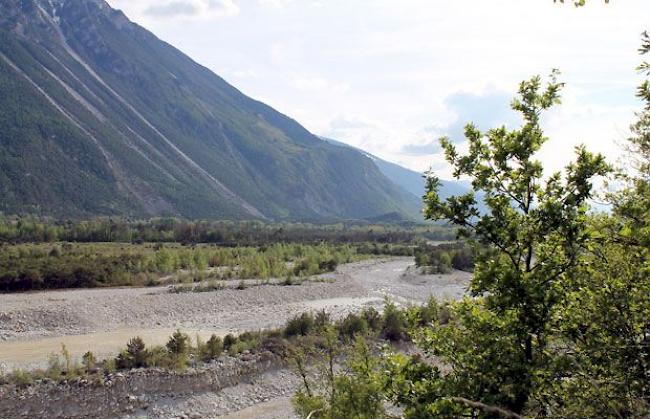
[0,0,431,221]
[321,137,470,201]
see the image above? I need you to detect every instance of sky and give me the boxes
[106,0,649,178]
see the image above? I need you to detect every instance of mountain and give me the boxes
[321,137,470,201]
[0,0,421,221]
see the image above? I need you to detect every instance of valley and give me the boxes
[0,257,471,370]
[0,256,470,418]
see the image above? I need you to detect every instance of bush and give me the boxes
[293,391,327,419]
[81,351,96,373]
[381,300,406,341]
[285,313,316,337]
[117,337,149,369]
[361,307,382,332]
[262,336,290,355]
[227,340,249,355]
[203,334,224,361]
[166,330,190,370]
[8,369,33,387]
[338,313,368,340]
[418,297,441,326]
[46,352,63,380]
[146,346,169,368]
[318,258,338,272]
[223,333,238,350]
[103,358,117,374]
[314,310,331,330]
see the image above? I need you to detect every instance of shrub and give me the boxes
[293,391,327,419]
[203,334,224,361]
[103,358,117,374]
[166,330,190,370]
[9,369,33,387]
[285,313,316,338]
[262,336,290,355]
[361,307,383,332]
[314,310,331,330]
[381,300,406,342]
[81,351,96,372]
[46,352,63,380]
[418,297,441,326]
[223,333,238,350]
[147,345,169,368]
[117,337,149,369]
[227,340,249,355]
[338,313,368,340]
[318,258,338,272]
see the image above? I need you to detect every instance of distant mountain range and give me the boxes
[321,137,470,201]
[0,0,465,222]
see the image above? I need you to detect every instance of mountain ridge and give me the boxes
[0,0,422,221]
[320,137,470,201]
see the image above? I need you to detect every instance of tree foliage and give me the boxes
[305,66,647,418]
[309,32,649,418]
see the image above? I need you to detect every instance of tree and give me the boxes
[292,334,387,419]
[117,337,149,369]
[202,334,224,361]
[395,71,610,416]
[166,330,190,370]
[543,31,650,417]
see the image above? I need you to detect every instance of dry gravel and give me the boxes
[0,257,470,345]
[0,257,471,418]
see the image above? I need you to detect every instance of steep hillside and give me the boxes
[0,0,420,221]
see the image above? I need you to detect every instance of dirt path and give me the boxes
[0,257,471,371]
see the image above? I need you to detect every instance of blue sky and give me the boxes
[107,0,648,178]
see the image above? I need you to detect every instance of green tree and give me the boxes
[408,71,609,415]
[117,337,149,369]
[542,31,650,417]
[292,333,387,419]
[166,330,190,370]
[202,334,224,361]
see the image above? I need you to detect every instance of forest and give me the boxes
[0,217,455,245]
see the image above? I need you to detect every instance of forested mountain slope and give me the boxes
[0,0,421,220]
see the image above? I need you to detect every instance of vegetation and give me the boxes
[414,241,475,273]
[0,299,427,389]
[293,51,649,418]
[0,217,454,245]
[0,242,371,292]
[0,2,423,221]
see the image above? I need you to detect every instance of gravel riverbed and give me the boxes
[0,257,471,418]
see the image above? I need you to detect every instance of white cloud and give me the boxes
[105,0,649,179]
[109,0,239,20]
[257,0,294,7]
[290,76,350,94]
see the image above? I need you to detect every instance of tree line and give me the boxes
[0,217,455,245]
[0,242,374,292]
